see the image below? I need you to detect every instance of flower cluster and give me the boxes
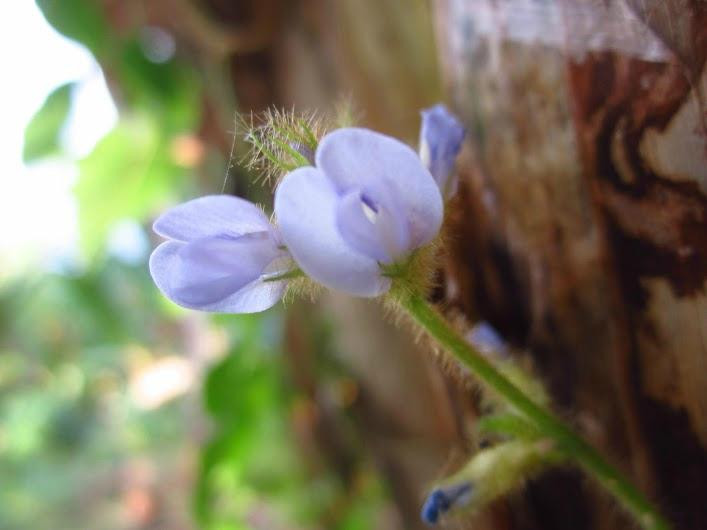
[150,105,464,313]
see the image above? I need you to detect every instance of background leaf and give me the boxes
[35,0,111,54]
[22,82,73,162]
[75,116,184,256]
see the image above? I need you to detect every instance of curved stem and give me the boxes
[400,291,670,530]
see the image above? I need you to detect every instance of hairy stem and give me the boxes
[399,291,670,530]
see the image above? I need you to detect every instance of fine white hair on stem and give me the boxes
[236,107,329,186]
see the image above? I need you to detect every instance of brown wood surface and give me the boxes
[433,1,707,529]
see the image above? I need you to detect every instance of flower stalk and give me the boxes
[398,290,670,530]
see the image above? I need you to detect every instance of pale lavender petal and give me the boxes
[467,321,508,358]
[316,128,443,248]
[153,195,270,242]
[149,232,286,313]
[174,233,274,303]
[274,167,390,297]
[207,276,287,313]
[149,240,183,301]
[336,189,410,264]
[419,104,465,199]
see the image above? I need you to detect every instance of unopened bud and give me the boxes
[421,439,562,525]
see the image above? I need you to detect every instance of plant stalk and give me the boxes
[400,291,670,530]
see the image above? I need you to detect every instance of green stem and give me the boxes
[400,291,670,530]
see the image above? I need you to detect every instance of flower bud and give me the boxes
[419,104,466,200]
[421,439,561,525]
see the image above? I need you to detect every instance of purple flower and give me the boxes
[419,104,466,199]
[467,321,508,358]
[421,482,473,525]
[149,195,292,313]
[274,128,443,297]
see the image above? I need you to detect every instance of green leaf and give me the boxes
[117,41,199,131]
[36,1,198,130]
[75,116,184,256]
[23,83,73,162]
[35,0,111,53]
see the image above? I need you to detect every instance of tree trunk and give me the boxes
[433,1,707,528]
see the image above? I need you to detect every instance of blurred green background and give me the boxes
[1,1,443,529]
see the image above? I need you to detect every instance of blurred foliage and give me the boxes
[196,314,389,530]
[4,2,394,529]
[0,260,192,529]
[22,82,73,163]
[36,0,111,54]
[30,0,200,257]
[1,261,387,528]
[75,117,186,255]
